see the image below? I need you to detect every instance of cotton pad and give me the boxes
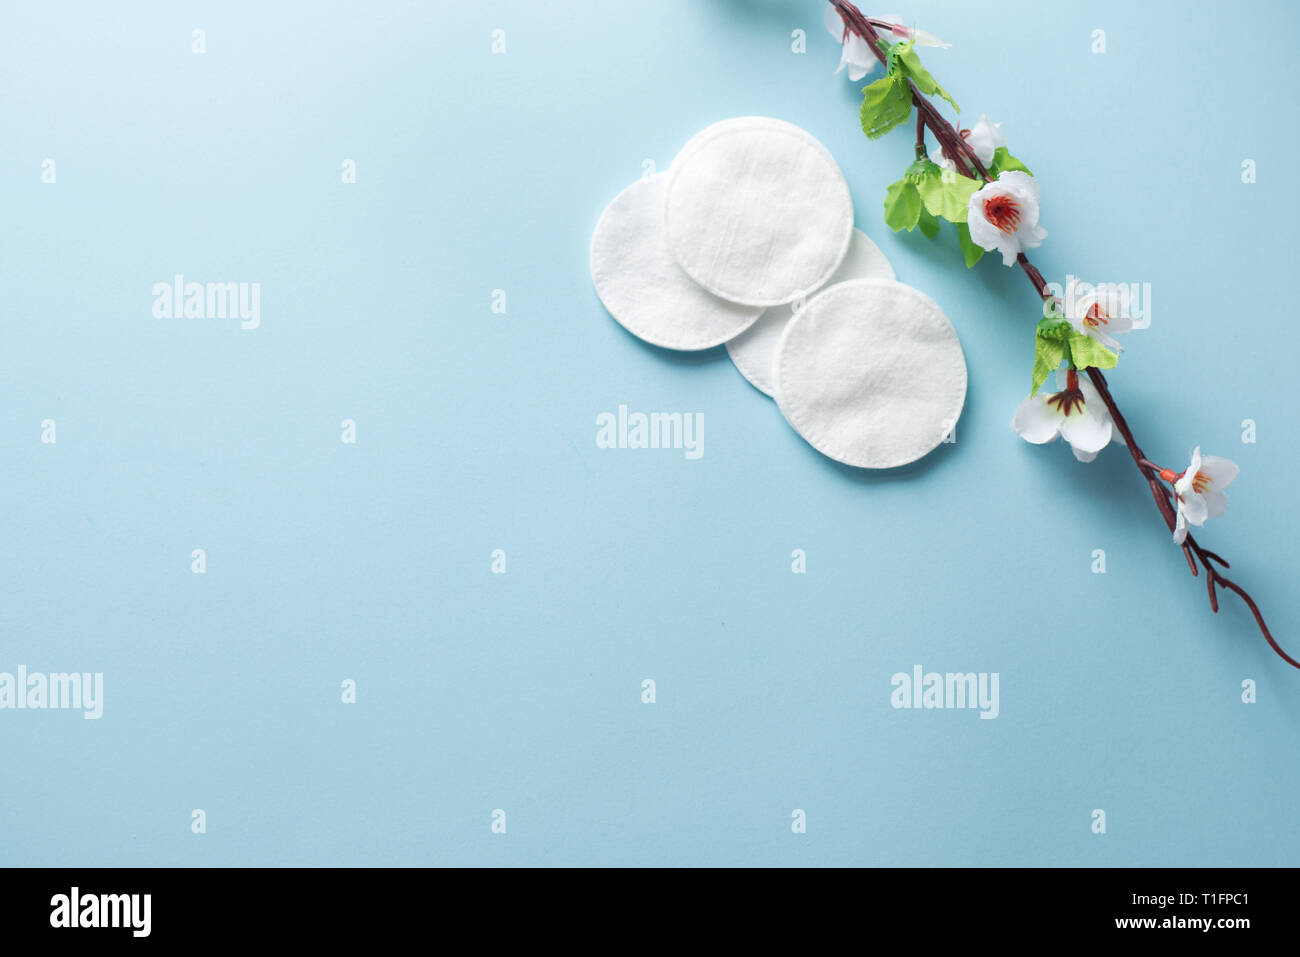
[664,116,854,307]
[590,172,763,351]
[726,228,895,396]
[774,279,967,469]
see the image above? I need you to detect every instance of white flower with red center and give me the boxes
[931,114,1005,170]
[1011,368,1113,462]
[823,8,950,81]
[1064,278,1137,352]
[967,170,1048,267]
[1158,447,1240,545]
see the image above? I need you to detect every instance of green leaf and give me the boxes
[1067,332,1119,371]
[988,146,1031,177]
[883,179,922,232]
[1029,315,1075,394]
[1031,333,1067,396]
[860,73,912,139]
[905,157,940,184]
[894,42,960,113]
[917,205,941,239]
[916,167,981,222]
[1036,314,1072,337]
[955,222,983,267]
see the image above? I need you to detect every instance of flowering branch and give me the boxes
[827,0,1296,668]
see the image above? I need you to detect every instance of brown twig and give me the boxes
[1089,370,1299,669]
[828,0,1296,669]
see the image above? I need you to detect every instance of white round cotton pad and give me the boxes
[590,172,763,351]
[726,228,895,396]
[664,117,854,307]
[774,279,967,469]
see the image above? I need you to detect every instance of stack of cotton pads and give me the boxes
[590,116,967,470]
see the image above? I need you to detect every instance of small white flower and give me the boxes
[1170,447,1239,544]
[967,170,1048,266]
[1063,278,1137,352]
[931,114,1005,170]
[823,8,950,81]
[824,5,878,80]
[1011,368,1113,462]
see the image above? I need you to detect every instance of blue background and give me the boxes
[2,0,1297,867]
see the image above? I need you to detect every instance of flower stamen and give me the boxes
[1045,370,1086,417]
[1083,302,1110,327]
[982,194,1022,234]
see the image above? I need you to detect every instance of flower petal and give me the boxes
[1092,329,1122,352]
[967,115,1006,166]
[1059,408,1113,454]
[965,200,1017,264]
[964,210,998,248]
[1199,455,1239,491]
[928,147,956,171]
[824,4,845,40]
[1174,511,1188,544]
[1011,395,1062,444]
[910,27,951,49]
[1180,491,1209,527]
[1203,489,1228,519]
[847,34,876,78]
[1020,223,1047,251]
[1175,447,1201,497]
[1076,375,1107,413]
[997,170,1040,203]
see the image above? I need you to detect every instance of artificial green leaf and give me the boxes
[988,146,1031,177]
[1031,333,1067,396]
[883,38,907,72]
[860,73,912,139]
[1035,315,1073,339]
[883,179,922,232]
[894,42,960,113]
[1067,332,1119,371]
[956,222,983,267]
[917,205,941,239]
[905,157,941,184]
[916,167,981,222]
